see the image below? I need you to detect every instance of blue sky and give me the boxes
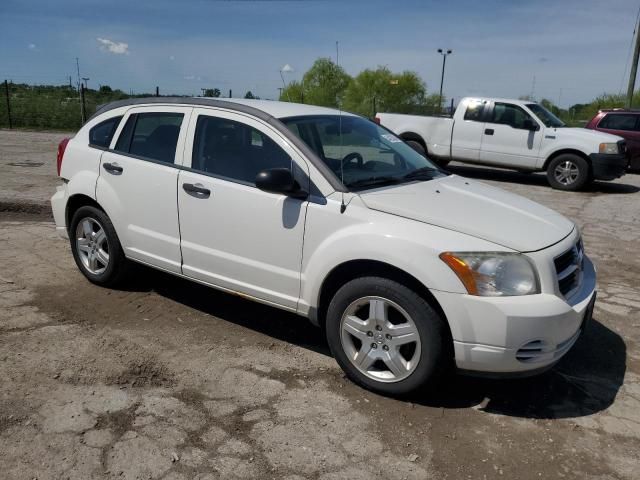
[1,0,638,106]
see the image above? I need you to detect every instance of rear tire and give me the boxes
[546,154,590,191]
[405,140,450,167]
[69,206,129,287]
[325,276,448,396]
[406,140,426,157]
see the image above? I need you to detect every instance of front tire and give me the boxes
[546,154,590,191]
[325,277,448,396]
[69,206,129,287]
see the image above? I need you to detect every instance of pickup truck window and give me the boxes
[282,115,444,190]
[489,103,533,129]
[598,113,639,131]
[191,115,292,185]
[463,101,485,121]
[526,103,565,128]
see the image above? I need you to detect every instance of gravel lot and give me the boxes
[1,129,639,480]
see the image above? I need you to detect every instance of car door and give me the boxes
[177,108,310,310]
[450,99,488,162]
[478,102,542,169]
[96,106,192,273]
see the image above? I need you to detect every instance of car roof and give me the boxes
[92,96,356,120]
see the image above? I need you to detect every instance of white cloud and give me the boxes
[97,37,129,55]
[281,64,293,73]
[28,43,36,50]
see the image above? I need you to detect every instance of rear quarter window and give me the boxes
[89,116,123,148]
[463,101,485,121]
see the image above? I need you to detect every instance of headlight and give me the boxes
[599,143,619,154]
[439,252,540,296]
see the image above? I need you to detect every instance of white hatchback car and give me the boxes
[51,98,597,396]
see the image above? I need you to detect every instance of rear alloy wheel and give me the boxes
[326,277,448,396]
[69,206,128,286]
[546,154,590,191]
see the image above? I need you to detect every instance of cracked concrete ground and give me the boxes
[0,129,639,479]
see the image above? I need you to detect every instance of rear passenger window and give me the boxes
[464,101,485,121]
[191,116,292,185]
[89,116,122,148]
[114,112,184,164]
[598,114,638,131]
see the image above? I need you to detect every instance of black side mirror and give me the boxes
[256,168,308,199]
[523,118,539,131]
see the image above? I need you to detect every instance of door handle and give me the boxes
[103,162,123,174]
[484,128,494,135]
[183,183,211,198]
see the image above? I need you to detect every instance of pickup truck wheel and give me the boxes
[69,206,129,287]
[406,140,426,157]
[546,154,590,191]
[325,277,447,396]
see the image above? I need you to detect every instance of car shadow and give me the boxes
[413,317,627,419]
[122,267,626,420]
[445,164,640,194]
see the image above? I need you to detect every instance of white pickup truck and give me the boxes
[376,97,629,190]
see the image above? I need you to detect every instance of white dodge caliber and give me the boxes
[51,97,597,396]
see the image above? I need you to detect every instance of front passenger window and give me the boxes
[192,115,292,185]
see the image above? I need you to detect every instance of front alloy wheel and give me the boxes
[326,276,448,396]
[340,296,421,382]
[546,154,590,191]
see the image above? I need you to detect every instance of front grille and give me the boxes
[554,239,583,297]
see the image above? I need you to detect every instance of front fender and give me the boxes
[298,195,509,314]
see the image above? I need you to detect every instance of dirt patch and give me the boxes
[108,358,174,388]
[0,200,53,219]
[94,403,140,438]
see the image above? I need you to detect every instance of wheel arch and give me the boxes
[65,194,105,232]
[314,259,453,351]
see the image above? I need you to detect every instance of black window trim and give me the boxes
[88,115,124,151]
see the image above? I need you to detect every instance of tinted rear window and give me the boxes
[89,116,123,148]
[114,112,184,164]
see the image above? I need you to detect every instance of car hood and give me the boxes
[359,175,574,252]
[552,127,623,145]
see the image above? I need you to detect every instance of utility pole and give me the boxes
[80,84,86,125]
[81,77,89,90]
[229,89,232,98]
[75,57,81,90]
[437,49,452,113]
[156,86,159,97]
[4,80,12,129]
[627,15,640,108]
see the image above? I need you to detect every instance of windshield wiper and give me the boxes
[402,167,441,180]
[345,175,400,189]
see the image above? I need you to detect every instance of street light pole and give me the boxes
[437,48,452,113]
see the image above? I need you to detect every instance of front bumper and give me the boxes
[431,238,597,376]
[589,153,628,180]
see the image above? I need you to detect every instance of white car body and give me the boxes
[51,98,596,377]
[376,97,628,181]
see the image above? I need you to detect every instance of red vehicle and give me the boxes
[586,109,640,171]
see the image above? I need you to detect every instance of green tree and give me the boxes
[280,58,351,108]
[203,88,221,98]
[343,67,430,117]
[244,91,255,99]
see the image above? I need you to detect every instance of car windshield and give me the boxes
[526,103,565,128]
[281,115,446,191]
